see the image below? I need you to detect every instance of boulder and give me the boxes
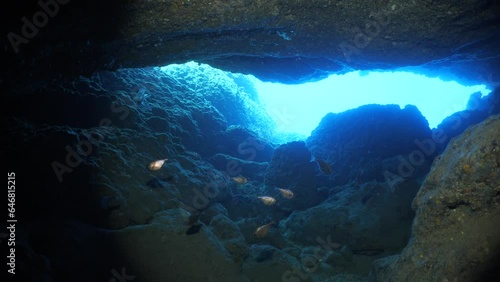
[282,180,418,253]
[306,104,433,186]
[242,245,302,282]
[370,115,500,281]
[209,214,249,263]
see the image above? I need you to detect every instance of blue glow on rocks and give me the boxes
[160,62,492,143]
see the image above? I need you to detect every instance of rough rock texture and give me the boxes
[370,115,500,282]
[242,245,302,282]
[240,104,438,278]
[264,141,323,211]
[209,153,269,182]
[214,125,275,162]
[7,64,498,281]
[435,87,500,154]
[110,210,249,282]
[209,214,249,263]
[4,5,500,277]
[306,104,433,187]
[4,67,261,227]
[160,63,276,140]
[282,179,419,252]
[4,0,499,85]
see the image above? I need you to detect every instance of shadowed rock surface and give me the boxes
[3,2,500,281]
[306,104,433,187]
[4,58,500,281]
[435,88,500,154]
[370,115,500,282]
[3,0,499,86]
[4,67,273,281]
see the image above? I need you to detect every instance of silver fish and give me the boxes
[148,158,168,171]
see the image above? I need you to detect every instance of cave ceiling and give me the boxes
[3,0,500,86]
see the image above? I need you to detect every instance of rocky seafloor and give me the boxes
[4,63,500,282]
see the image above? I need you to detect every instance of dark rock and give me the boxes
[146,175,176,188]
[4,1,499,86]
[199,203,229,224]
[490,88,500,115]
[351,249,384,256]
[323,246,354,269]
[435,87,500,154]
[185,224,203,235]
[434,110,490,154]
[255,248,275,263]
[111,210,250,282]
[208,153,269,182]
[370,115,500,281]
[282,179,418,256]
[17,220,115,282]
[160,64,276,142]
[242,245,302,281]
[216,125,275,162]
[5,2,500,279]
[307,104,433,186]
[209,214,249,263]
[99,195,123,210]
[264,141,323,211]
[466,92,489,112]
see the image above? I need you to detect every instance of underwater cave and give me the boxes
[2,1,500,282]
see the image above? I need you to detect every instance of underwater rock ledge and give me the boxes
[4,0,499,85]
[370,115,500,282]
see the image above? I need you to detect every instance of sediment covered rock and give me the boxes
[370,115,500,282]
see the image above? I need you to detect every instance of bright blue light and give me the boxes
[253,71,491,137]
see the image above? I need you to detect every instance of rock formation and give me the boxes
[370,115,500,282]
[4,1,499,86]
[4,1,500,281]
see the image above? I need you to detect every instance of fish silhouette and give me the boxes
[277,188,294,199]
[231,176,249,184]
[310,155,333,174]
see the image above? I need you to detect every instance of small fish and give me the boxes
[146,175,175,188]
[253,221,275,238]
[147,158,168,171]
[231,176,248,184]
[277,188,294,199]
[0,233,7,244]
[257,196,277,206]
[310,155,333,175]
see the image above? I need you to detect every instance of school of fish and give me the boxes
[147,154,333,238]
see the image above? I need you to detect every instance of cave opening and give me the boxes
[254,71,491,137]
[161,61,492,144]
